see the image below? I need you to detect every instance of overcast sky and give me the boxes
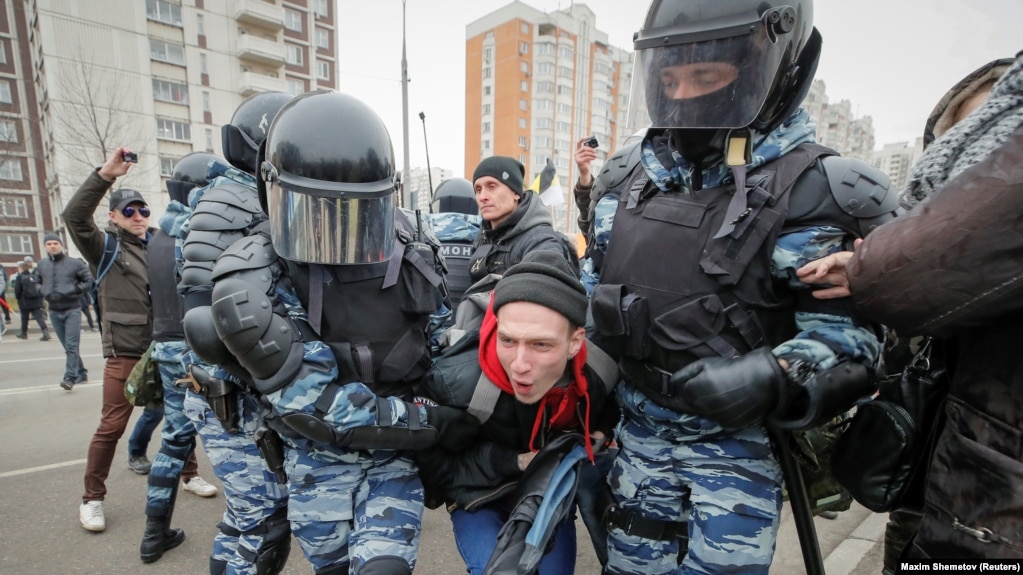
[337,0,1022,176]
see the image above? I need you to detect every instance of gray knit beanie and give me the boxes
[492,251,586,327]
[44,232,62,245]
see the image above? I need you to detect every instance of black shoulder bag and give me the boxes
[831,337,950,513]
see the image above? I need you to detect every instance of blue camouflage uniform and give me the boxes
[585,113,881,575]
[164,165,293,575]
[421,211,481,312]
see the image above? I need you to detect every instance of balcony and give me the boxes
[233,0,284,31]
[239,71,287,96]
[237,34,286,66]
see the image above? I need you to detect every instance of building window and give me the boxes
[199,53,207,74]
[150,39,185,65]
[0,43,6,65]
[482,122,491,133]
[205,128,213,149]
[536,118,553,129]
[558,65,572,77]
[559,46,573,59]
[518,136,527,148]
[520,41,529,55]
[287,79,304,96]
[519,99,528,111]
[483,48,492,63]
[153,79,189,104]
[556,120,570,132]
[537,62,554,75]
[315,28,329,49]
[484,86,491,96]
[317,60,330,81]
[535,99,552,111]
[0,120,17,143]
[1,196,28,218]
[0,160,22,181]
[284,9,303,32]
[519,118,526,129]
[521,60,528,74]
[314,0,329,17]
[157,118,190,141]
[521,22,529,34]
[146,0,182,26]
[536,136,551,148]
[518,155,526,164]
[537,80,553,93]
[557,85,571,95]
[521,80,528,91]
[159,156,177,177]
[0,233,32,254]
[482,67,491,79]
[537,43,554,56]
[557,102,572,114]
[196,13,204,35]
[482,104,491,115]
[0,81,11,104]
[483,139,490,150]
[287,45,303,66]
[202,91,210,112]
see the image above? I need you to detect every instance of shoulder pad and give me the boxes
[821,156,902,235]
[188,183,265,232]
[211,233,280,282]
[182,228,246,264]
[596,139,643,191]
[200,182,263,213]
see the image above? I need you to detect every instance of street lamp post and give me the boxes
[418,111,434,212]
[401,0,412,210]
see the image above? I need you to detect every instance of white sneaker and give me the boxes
[182,476,218,498]
[80,500,106,532]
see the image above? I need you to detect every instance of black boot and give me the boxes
[40,329,51,341]
[140,517,185,563]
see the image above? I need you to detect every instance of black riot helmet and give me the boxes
[222,91,292,173]
[627,0,821,136]
[258,90,399,265]
[431,178,478,215]
[166,151,223,205]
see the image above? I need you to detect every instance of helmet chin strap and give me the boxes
[714,129,754,239]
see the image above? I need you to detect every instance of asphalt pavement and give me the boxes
[0,322,886,574]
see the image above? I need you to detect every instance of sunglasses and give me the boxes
[121,205,151,218]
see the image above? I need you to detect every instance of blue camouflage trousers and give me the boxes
[285,447,424,573]
[184,388,289,575]
[146,341,196,518]
[606,385,784,575]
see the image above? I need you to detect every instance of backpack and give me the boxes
[90,232,120,313]
[22,271,42,299]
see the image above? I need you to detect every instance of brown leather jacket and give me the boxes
[848,125,1023,559]
[63,169,154,359]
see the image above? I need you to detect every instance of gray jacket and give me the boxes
[37,252,93,312]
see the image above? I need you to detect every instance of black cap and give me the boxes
[473,156,524,197]
[43,232,62,245]
[109,188,147,212]
[492,251,586,327]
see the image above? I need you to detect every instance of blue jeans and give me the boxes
[49,308,87,382]
[451,501,577,575]
[128,404,164,458]
[145,341,199,518]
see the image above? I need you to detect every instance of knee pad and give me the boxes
[254,515,292,575]
[210,558,227,575]
[315,563,350,575]
[359,556,411,575]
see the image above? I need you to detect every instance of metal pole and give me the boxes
[401,0,412,210]
[418,111,434,212]
[769,428,826,575]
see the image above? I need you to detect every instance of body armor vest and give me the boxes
[593,144,832,376]
[285,222,443,399]
[149,230,185,342]
[438,239,473,309]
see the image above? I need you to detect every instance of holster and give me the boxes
[254,425,288,484]
[180,364,240,433]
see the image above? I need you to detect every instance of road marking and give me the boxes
[0,458,87,479]
[0,382,98,396]
[0,353,103,365]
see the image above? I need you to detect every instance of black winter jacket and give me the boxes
[38,252,93,312]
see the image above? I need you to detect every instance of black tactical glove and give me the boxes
[425,405,480,452]
[673,347,789,428]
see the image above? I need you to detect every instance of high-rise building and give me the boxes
[407,166,453,214]
[872,138,924,192]
[802,80,875,163]
[465,1,634,234]
[0,0,337,265]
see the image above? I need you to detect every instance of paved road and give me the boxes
[0,328,885,574]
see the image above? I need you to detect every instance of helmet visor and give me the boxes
[267,182,396,264]
[628,20,786,130]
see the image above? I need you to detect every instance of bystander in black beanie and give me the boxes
[492,251,586,327]
[44,232,62,245]
[472,156,525,197]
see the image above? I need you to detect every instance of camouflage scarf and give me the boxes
[640,108,818,193]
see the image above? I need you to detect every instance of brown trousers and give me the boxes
[82,357,137,502]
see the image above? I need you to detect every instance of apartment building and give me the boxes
[803,79,876,163]
[0,0,337,267]
[873,138,924,192]
[465,1,633,234]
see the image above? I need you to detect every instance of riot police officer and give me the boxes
[172,91,296,575]
[583,1,898,573]
[187,90,476,575]
[422,177,480,310]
